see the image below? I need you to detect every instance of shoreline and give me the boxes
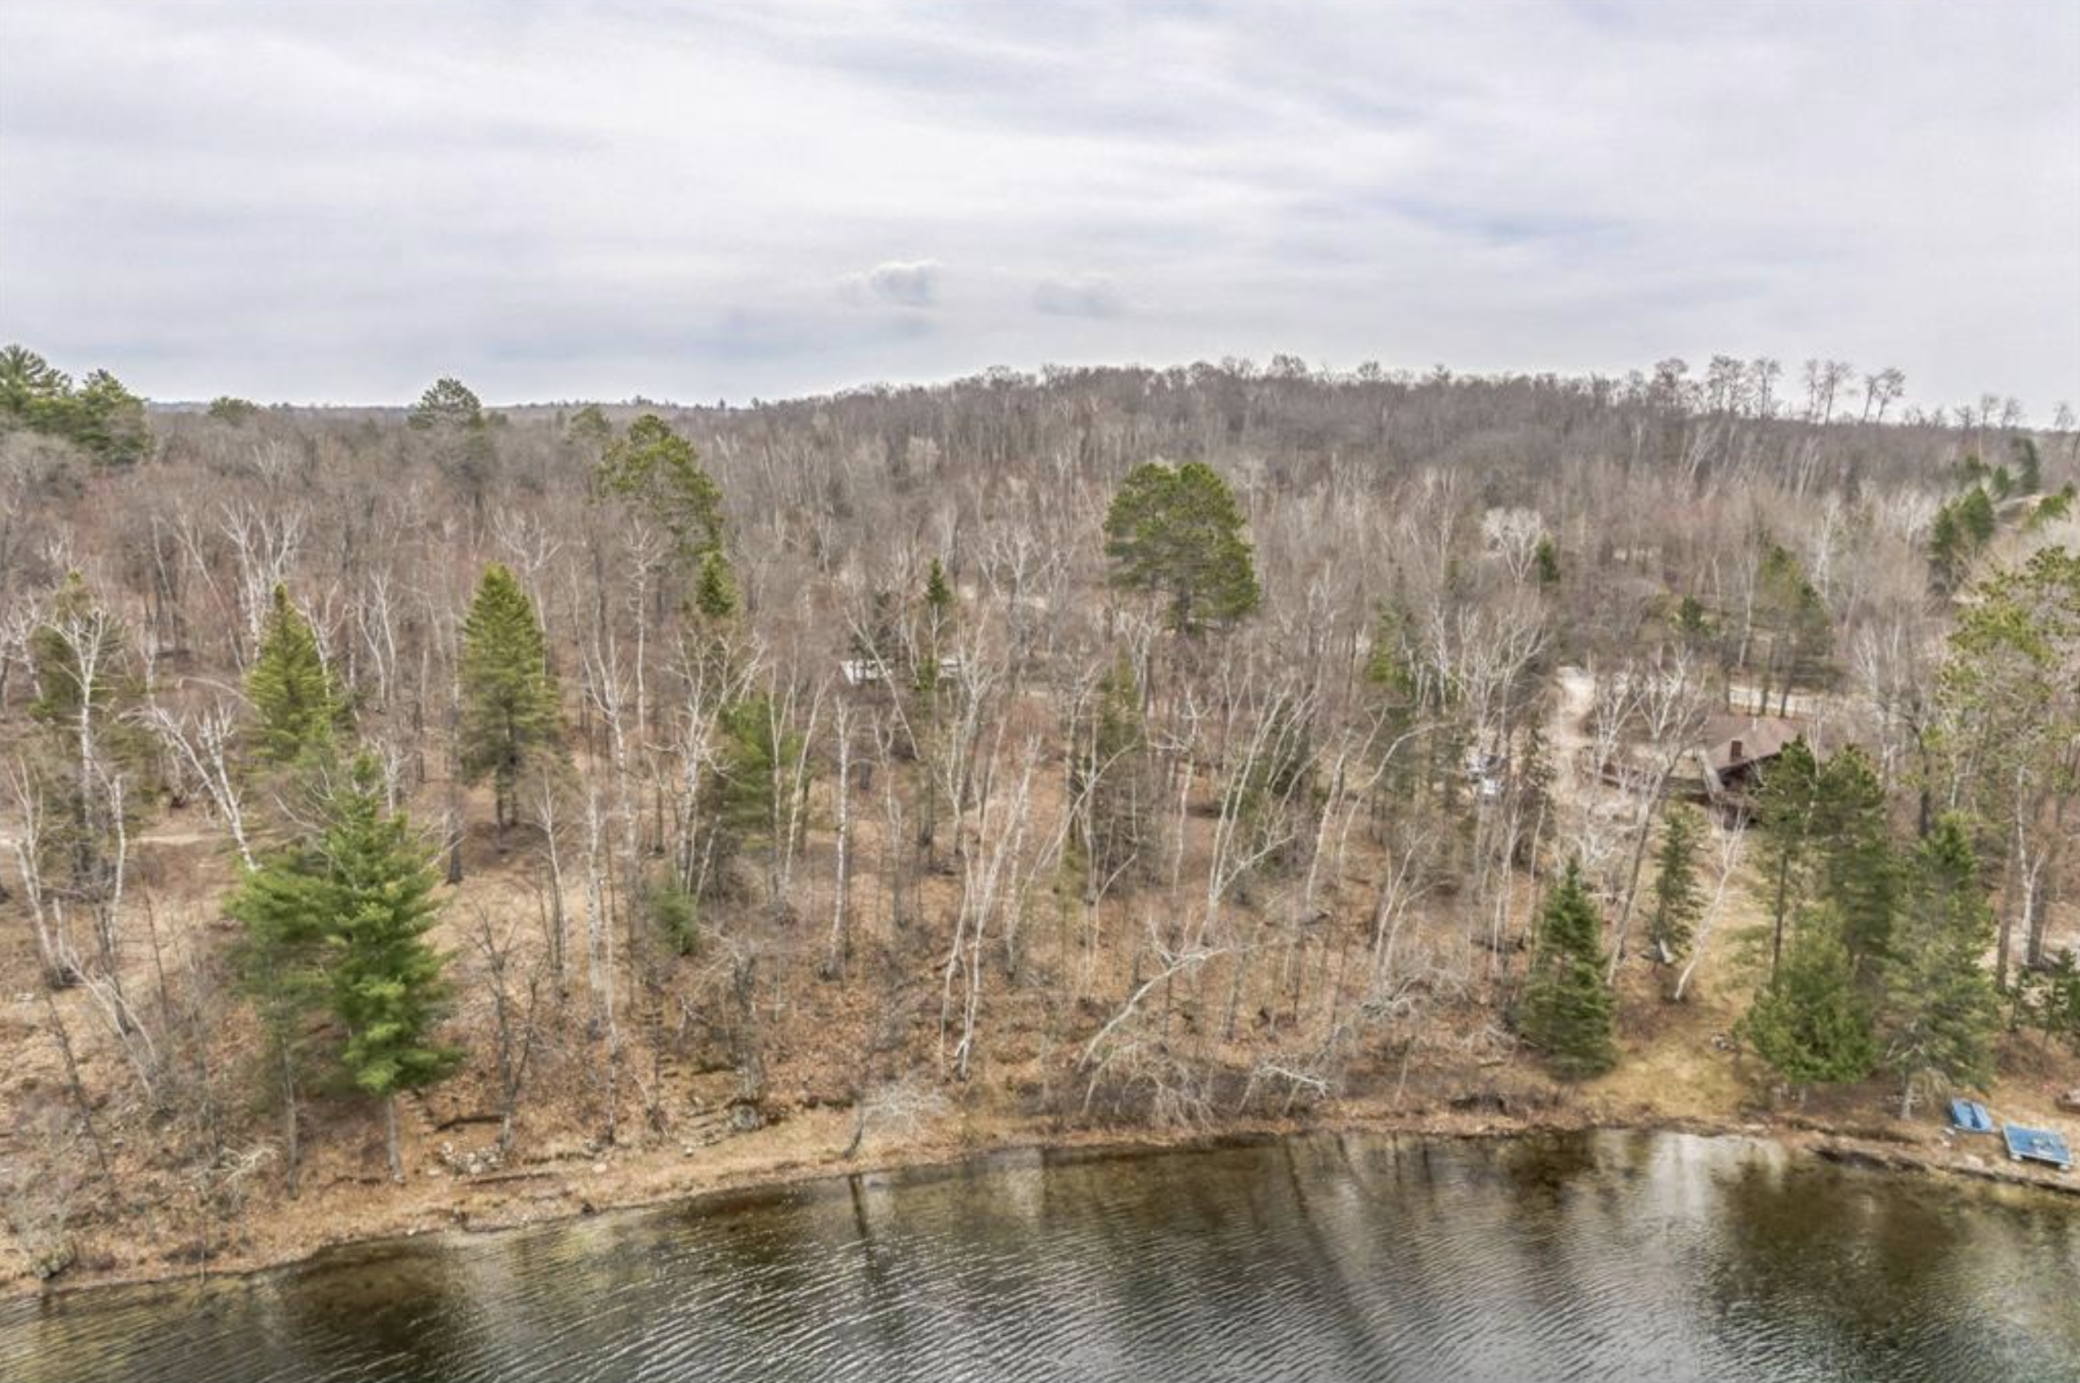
[18,1101,2078,1305]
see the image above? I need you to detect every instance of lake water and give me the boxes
[4,1130,2077,1382]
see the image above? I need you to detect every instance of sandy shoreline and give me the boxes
[17,1101,2076,1305]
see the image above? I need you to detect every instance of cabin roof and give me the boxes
[1698,713,1803,773]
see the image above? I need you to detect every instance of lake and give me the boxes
[4,1130,2077,1382]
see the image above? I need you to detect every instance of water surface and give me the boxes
[5,1130,2076,1382]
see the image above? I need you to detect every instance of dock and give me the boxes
[2002,1125,2074,1170]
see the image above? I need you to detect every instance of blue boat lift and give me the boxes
[1949,1098,2071,1170]
[1948,1098,1995,1134]
[2003,1125,2075,1171]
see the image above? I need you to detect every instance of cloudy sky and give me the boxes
[2,1,2076,411]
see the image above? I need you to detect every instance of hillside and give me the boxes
[4,358,2079,1290]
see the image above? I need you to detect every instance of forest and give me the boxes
[3,344,2078,1285]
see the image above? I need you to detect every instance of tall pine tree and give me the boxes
[923,556,955,620]
[228,755,460,1182]
[1808,746,1898,974]
[227,834,329,1193]
[1075,649,1149,894]
[1521,859,1618,1079]
[1103,461,1261,635]
[1752,736,1821,984]
[1646,802,1704,968]
[692,549,741,623]
[1741,906,1876,1097]
[246,585,347,767]
[594,414,724,562]
[708,693,805,901]
[1935,546,2080,984]
[327,756,460,1179]
[458,564,562,839]
[1884,816,2001,1119]
[910,559,959,865]
[2012,435,2044,495]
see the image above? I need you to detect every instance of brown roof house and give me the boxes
[1684,713,1809,814]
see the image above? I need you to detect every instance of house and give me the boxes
[1683,713,1809,817]
[838,657,886,688]
[1463,750,1508,802]
[1699,713,1802,786]
[838,654,963,691]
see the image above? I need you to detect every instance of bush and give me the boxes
[644,874,701,956]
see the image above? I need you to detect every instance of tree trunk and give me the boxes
[1606,771,1671,982]
[384,1094,404,1183]
[1769,852,1793,987]
[447,799,465,886]
[825,712,851,978]
[280,1043,301,1198]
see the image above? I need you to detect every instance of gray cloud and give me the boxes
[0,1,2073,410]
[1034,276,1124,319]
[850,260,943,309]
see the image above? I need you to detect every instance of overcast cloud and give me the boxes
[2,0,2075,411]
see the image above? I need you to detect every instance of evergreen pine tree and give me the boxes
[1928,503,1966,586]
[2023,949,2080,1050]
[458,564,562,837]
[408,378,496,515]
[1672,594,1714,643]
[67,370,150,467]
[1884,816,2001,1119]
[408,377,484,431]
[1809,746,1898,973]
[1363,602,1427,803]
[640,870,701,956]
[1740,908,1877,1095]
[1936,546,2080,985]
[0,349,149,466]
[207,395,259,425]
[904,558,960,864]
[566,402,613,453]
[708,693,804,899]
[227,837,330,1193]
[1103,461,1261,635]
[2028,485,2075,529]
[1757,541,1831,702]
[713,695,780,839]
[692,549,741,623]
[916,555,956,692]
[0,344,70,431]
[1646,802,1704,967]
[923,557,955,618]
[227,755,459,1182]
[2012,435,2043,495]
[1077,650,1148,891]
[1956,487,1996,547]
[595,414,724,561]
[246,585,347,766]
[1363,602,1418,706]
[1752,735,1821,984]
[1534,534,1561,585]
[326,756,460,1180]
[1521,859,1618,1079]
